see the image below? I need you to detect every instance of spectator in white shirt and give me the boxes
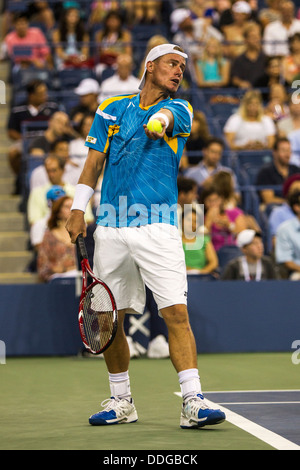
[97,54,140,103]
[263,0,300,56]
[30,138,85,190]
[224,89,276,151]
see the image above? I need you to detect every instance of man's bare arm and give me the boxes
[66,148,106,242]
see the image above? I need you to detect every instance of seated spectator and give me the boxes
[30,138,85,189]
[277,94,300,138]
[94,10,132,74]
[70,78,101,125]
[2,11,52,69]
[37,196,78,282]
[177,176,198,209]
[1,1,55,39]
[286,129,300,167]
[222,1,256,59]
[218,0,258,32]
[51,4,90,69]
[275,190,300,280]
[258,0,281,30]
[177,176,199,234]
[88,0,123,26]
[254,55,286,89]
[182,208,219,275]
[200,185,248,251]
[29,111,72,157]
[263,0,300,57]
[7,79,59,192]
[30,185,66,250]
[181,110,211,168]
[193,37,230,88]
[97,53,140,102]
[211,170,261,232]
[264,83,290,123]
[69,113,94,159]
[230,23,267,89]
[282,33,300,86]
[171,8,223,81]
[184,137,239,192]
[27,154,94,226]
[224,89,276,150]
[269,173,300,250]
[209,170,240,209]
[222,229,277,280]
[256,137,300,206]
[128,0,163,24]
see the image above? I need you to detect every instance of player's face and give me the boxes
[151,54,186,93]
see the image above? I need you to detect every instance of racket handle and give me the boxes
[76,233,88,260]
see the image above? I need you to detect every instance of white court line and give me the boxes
[174,392,300,451]
[218,402,300,405]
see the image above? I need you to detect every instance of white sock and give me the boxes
[178,368,202,402]
[108,371,131,401]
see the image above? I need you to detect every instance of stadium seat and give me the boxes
[217,245,242,273]
[57,68,98,89]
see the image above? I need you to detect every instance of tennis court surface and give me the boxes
[0,352,299,451]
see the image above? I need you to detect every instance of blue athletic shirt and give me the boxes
[85,93,193,227]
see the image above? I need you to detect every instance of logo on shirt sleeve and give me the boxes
[86,135,97,144]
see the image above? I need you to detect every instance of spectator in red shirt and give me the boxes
[2,12,52,69]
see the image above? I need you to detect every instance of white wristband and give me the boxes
[71,184,94,213]
[149,112,170,129]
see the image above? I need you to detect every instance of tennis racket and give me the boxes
[76,233,118,355]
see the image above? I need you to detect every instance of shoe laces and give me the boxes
[185,394,209,412]
[100,397,131,413]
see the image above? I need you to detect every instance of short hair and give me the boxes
[44,154,65,170]
[203,137,225,149]
[13,12,29,23]
[50,138,69,152]
[177,176,197,193]
[273,136,290,150]
[26,79,46,95]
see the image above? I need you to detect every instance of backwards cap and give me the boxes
[138,43,188,90]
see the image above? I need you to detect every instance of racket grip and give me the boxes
[76,233,88,260]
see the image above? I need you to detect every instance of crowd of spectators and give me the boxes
[1,0,300,284]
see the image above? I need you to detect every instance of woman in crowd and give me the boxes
[200,184,248,252]
[224,89,276,150]
[193,37,230,88]
[52,5,90,69]
[264,83,290,123]
[37,196,77,282]
[94,10,132,69]
[282,32,300,86]
[182,208,219,275]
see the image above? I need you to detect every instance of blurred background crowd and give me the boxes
[1,0,300,287]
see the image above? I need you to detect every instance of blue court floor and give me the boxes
[205,390,300,450]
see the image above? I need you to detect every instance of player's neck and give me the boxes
[139,86,169,108]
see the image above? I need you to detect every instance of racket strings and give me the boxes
[82,284,115,353]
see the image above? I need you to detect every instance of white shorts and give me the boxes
[93,223,188,315]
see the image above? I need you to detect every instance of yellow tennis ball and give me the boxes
[147,119,163,133]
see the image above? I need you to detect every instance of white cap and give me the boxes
[74,78,100,96]
[138,43,188,90]
[170,8,191,33]
[236,229,261,248]
[232,1,251,14]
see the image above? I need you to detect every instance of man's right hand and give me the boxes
[65,209,86,243]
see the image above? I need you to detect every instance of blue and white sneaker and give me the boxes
[180,394,225,429]
[89,397,138,425]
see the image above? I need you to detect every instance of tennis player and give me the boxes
[66,44,225,429]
